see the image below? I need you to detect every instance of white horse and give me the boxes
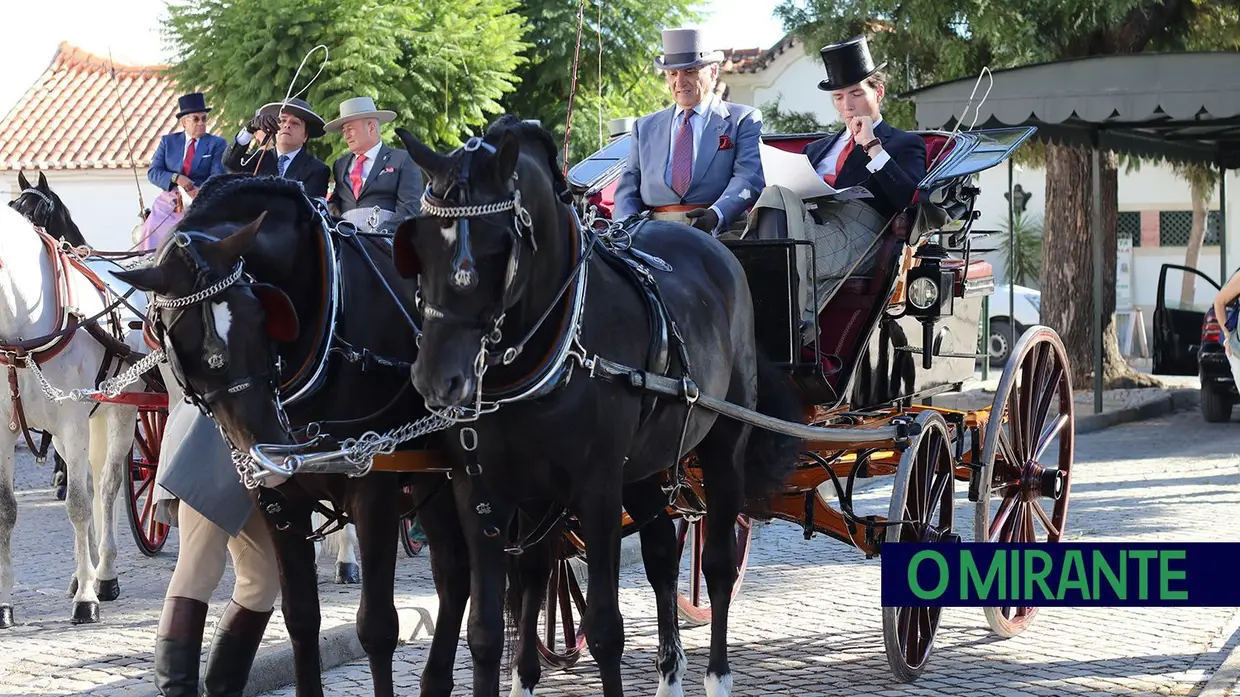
[0,205,142,627]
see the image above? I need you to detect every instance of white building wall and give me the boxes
[0,169,165,252]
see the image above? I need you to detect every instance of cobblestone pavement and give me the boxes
[2,407,1238,696]
[260,408,1240,697]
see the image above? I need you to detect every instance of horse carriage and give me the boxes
[520,122,1071,682]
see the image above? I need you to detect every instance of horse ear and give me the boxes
[393,217,422,278]
[36,172,47,189]
[252,283,299,343]
[206,211,267,263]
[113,266,171,295]
[494,131,519,181]
[17,171,30,191]
[395,127,448,175]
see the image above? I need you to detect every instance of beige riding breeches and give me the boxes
[164,501,281,612]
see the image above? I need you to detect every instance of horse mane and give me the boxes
[179,173,316,233]
[484,115,573,205]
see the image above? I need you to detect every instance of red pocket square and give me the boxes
[383,166,395,173]
[718,134,734,150]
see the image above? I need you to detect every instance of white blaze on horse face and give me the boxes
[441,220,458,245]
[654,645,687,697]
[704,672,732,697]
[211,301,232,348]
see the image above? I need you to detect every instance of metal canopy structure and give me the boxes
[901,51,1240,411]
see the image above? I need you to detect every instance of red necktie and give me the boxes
[181,138,196,176]
[823,137,855,187]
[350,154,367,198]
[670,110,693,198]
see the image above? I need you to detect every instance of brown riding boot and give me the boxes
[202,600,274,697]
[153,596,209,697]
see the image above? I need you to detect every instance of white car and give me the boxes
[986,283,1041,366]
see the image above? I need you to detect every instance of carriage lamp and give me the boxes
[904,243,956,369]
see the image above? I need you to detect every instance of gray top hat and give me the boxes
[654,28,724,70]
[258,97,326,139]
[608,117,636,138]
[324,96,397,133]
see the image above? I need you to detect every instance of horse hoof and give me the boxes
[71,601,100,624]
[335,562,361,584]
[96,578,120,602]
[0,605,13,629]
[67,577,78,596]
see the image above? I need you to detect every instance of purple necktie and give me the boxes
[671,110,694,198]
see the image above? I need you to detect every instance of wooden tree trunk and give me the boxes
[1179,180,1208,308]
[1041,144,1159,389]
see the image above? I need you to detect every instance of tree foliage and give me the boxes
[500,0,701,164]
[161,0,530,162]
[760,96,827,134]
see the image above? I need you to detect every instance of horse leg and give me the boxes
[624,478,685,697]
[335,523,361,584]
[412,477,470,697]
[259,491,326,697]
[348,480,400,697]
[0,431,16,628]
[508,515,553,697]
[88,406,132,602]
[691,423,749,697]
[576,470,626,697]
[60,426,102,623]
[454,475,511,697]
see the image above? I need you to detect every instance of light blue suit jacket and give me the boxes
[147,131,228,191]
[612,98,765,232]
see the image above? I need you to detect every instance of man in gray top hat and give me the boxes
[324,96,422,234]
[612,27,765,236]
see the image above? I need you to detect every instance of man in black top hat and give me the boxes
[802,36,926,220]
[224,98,331,199]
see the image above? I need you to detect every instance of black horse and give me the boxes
[392,116,803,697]
[9,171,89,248]
[114,174,472,697]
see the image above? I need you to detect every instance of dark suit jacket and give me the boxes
[802,120,927,220]
[328,144,422,234]
[223,141,331,199]
[147,132,228,191]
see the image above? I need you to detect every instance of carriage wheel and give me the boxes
[126,408,170,557]
[537,533,588,670]
[975,326,1074,638]
[882,410,957,683]
[400,516,424,557]
[675,514,752,627]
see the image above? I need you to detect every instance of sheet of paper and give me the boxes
[758,143,873,202]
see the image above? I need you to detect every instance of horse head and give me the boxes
[393,115,573,409]
[113,211,301,452]
[8,171,87,248]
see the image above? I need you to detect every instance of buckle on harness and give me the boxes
[680,378,700,405]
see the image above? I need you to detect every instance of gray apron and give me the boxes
[152,363,256,537]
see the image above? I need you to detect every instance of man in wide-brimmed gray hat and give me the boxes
[224,97,332,198]
[324,96,422,234]
[612,27,765,235]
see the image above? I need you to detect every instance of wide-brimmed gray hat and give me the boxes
[323,96,397,133]
[258,97,326,139]
[654,28,724,70]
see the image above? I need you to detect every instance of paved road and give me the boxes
[1,408,1238,696]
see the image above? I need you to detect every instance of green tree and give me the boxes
[500,0,701,164]
[760,95,827,134]
[998,209,1043,288]
[161,0,529,162]
[776,0,1240,386]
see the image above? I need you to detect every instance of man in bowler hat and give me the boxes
[224,97,332,198]
[612,27,765,235]
[802,35,926,220]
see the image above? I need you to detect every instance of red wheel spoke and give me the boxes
[1032,501,1061,539]
[1034,414,1069,463]
[988,496,1017,542]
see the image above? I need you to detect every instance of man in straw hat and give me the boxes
[224,97,332,198]
[324,96,422,234]
[612,27,765,236]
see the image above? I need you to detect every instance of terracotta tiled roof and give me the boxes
[0,42,215,171]
[722,34,801,74]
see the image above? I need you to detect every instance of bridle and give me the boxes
[148,231,289,433]
[9,188,55,229]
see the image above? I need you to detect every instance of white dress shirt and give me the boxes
[349,141,384,187]
[662,94,725,232]
[814,115,892,180]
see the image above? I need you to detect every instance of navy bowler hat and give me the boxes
[175,92,213,119]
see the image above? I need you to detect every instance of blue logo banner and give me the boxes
[880,542,1237,607]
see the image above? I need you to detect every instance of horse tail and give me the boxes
[741,347,804,517]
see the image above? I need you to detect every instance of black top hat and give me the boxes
[258,98,327,139]
[175,92,213,119]
[817,35,888,91]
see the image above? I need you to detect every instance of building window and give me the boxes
[1159,210,1220,247]
[1118,211,1141,247]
